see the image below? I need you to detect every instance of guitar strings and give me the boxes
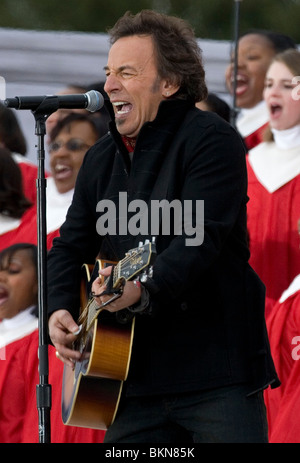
[76,246,150,336]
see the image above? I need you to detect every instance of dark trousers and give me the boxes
[104,384,268,443]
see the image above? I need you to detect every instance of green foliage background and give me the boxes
[0,0,299,42]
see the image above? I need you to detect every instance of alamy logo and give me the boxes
[292,76,300,101]
[96,193,204,246]
[291,336,300,360]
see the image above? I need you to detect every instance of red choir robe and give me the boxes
[236,101,269,150]
[0,177,72,251]
[0,308,38,443]
[0,206,37,251]
[264,276,300,443]
[0,308,105,443]
[246,141,300,318]
[12,153,50,205]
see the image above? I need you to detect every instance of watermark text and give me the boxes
[96,193,204,246]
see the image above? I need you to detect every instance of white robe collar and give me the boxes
[0,306,38,348]
[237,101,269,137]
[248,140,300,193]
[0,214,21,235]
[0,153,35,235]
[0,178,73,235]
[280,275,300,303]
[12,152,36,166]
[46,177,74,233]
[272,125,300,150]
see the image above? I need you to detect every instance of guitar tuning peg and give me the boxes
[144,239,150,244]
[140,271,148,283]
[152,237,156,244]
[138,241,143,247]
[148,266,153,278]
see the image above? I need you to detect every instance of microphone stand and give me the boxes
[32,96,60,444]
[230,0,243,128]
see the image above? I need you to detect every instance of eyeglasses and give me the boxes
[48,139,91,153]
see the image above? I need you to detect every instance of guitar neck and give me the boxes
[111,242,155,287]
[79,240,156,332]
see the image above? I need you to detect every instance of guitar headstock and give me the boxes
[118,238,156,283]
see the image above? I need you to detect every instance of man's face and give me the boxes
[104,35,172,138]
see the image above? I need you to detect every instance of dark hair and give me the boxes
[108,10,208,103]
[273,48,300,76]
[203,93,231,122]
[0,243,38,275]
[240,29,297,53]
[0,103,27,155]
[49,112,102,142]
[84,81,111,136]
[0,147,32,218]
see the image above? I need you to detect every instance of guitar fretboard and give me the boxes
[78,241,155,334]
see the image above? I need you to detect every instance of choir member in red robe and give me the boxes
[246,49,300,318]
[0,113,103,251]
[0,243,105,443]
[0,102,48,205]
[264,273,300,442]
[0,149,36,251]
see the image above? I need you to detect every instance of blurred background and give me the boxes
[0,0,299,165]
[1,0,300,41]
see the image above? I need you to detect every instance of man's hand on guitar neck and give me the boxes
[49,266,143,367]
[92,265,142,312]
[49,310,82,368]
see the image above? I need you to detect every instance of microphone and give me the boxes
[2,90,104,113]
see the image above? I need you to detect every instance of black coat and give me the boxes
[47,99,279,396]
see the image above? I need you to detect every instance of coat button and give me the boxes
[180,302,188,311]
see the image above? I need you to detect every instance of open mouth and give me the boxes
[232,74,249,96]
[54,163,72,180]
[270,103,282,117]
[0,286,9,306]
[112,101,133,116]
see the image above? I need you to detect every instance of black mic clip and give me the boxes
[34,95,59,113]
[32,96,60,135]
[32,96,61,125]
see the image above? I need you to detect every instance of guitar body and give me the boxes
[62,260,135,430]
[61,241,156,430]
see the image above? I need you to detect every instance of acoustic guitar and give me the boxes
[61,239,156,430]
